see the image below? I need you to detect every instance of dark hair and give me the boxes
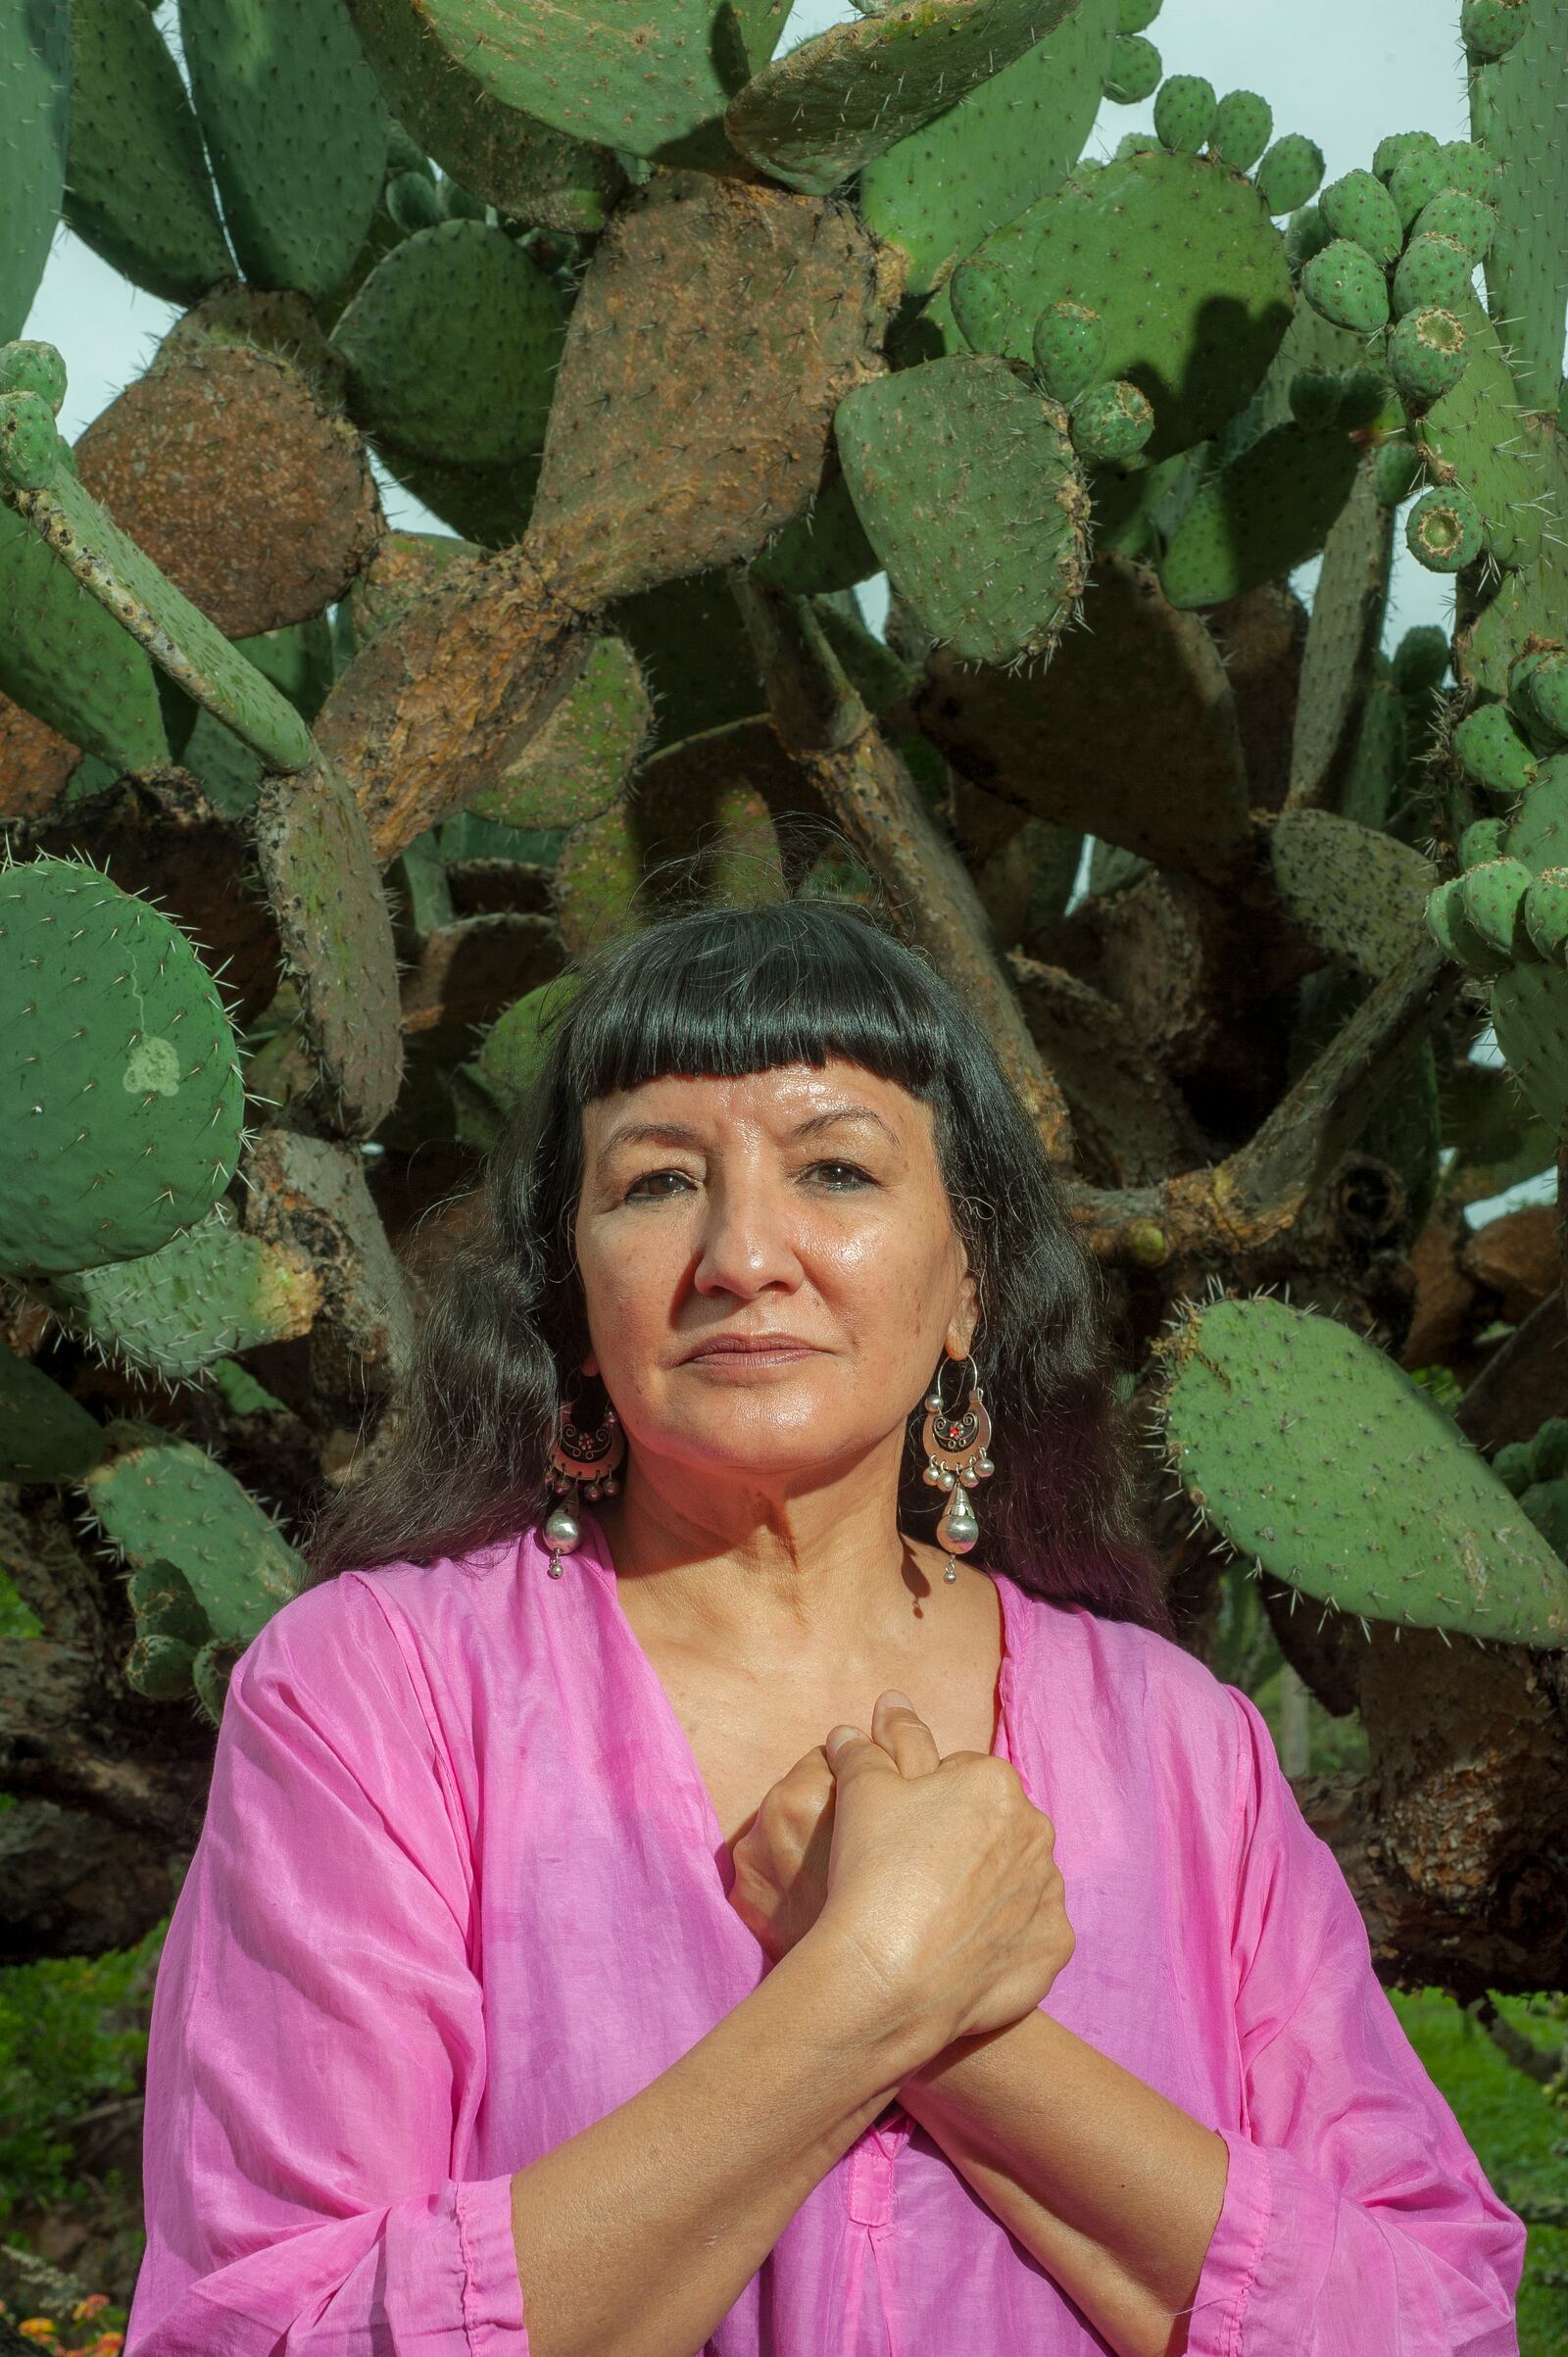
[301,887,1173,1637]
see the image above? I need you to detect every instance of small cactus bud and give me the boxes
[1392,232,1478,318]
[1336,365,1393,426]
[1319,169,1402,266]
[1409,188,1497,261]
[1117,0,1160,28]
[1069,378,1155,464]
[1372,440,1424,505]
[1390,138,1494,231]
[1373,129,1439,185]
[1389,306,1471,406]
[1452,703,1538,801]
[1405,483,1484,571]
[1153,74,1216,153]
[1289,370,1344,431]
[1511,649,1568,744]
[1208,89,1272,172]
[386,171,444,234]
[1113,130,1158,160]
[1253,133,1326,215]
[1300,237,1391,332]
[0,338,68,415]
[1032,301,1107,403]
[1460,0,1529,60]
[1103,32,1161,102]
[0,390,60,492]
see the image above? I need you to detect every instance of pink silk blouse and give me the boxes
[124,1508,1527,2355]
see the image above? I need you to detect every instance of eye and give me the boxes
[622,1159,875,1203]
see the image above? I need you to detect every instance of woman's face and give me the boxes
[571,1057,978,1491]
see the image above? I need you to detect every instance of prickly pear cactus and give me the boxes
[3,0,1568,1990]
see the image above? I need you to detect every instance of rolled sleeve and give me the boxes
[124,1573,530,2355]
[1183,1685,1527,2357]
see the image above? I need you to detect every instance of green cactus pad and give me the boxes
[1069,376,1155,463]
[835,354,1090,667]
[858,0,1116,299]
[0,852,246,1279]
[1390,623,1448,696]
[1371,440,1424,505]
[80,1420,306,1650]
[1267,809,1437,980]
[1462,0,1530,57]
[252,753,404,1140]
[1392,232,1476,319]
[1389,306,1471,406]
[0,1349,110,1485]
[1469,0,1568,412]
[1389,138,1496,233]
[466,634,653,832]
[1152,74,1216,154]
[0,391,63,492]
[1413,297,1549,569]
[0,391,316,775]
[1149,1291,1568,1647]
[1208,89,1272,172]
[346,1,627,232]
[1454,701,1539,800]
[1319,169,1402,267]
[124,1628,202,1704]
[127,1558,212,1653]
[951,148,1294,464]
[1,0,69,345]
[1524,868,1568,965]
[1514,650,1568,743]
[525,172,893,608]
[1031,302,1108,402]
[1405,483,1484,571]
[331,221,564,467]
[0,341,67,411]
[180,0,389,301]
[1158,421,1361,607]
[1300,237,1390,333]
[1253,133,1325,215]
[553,765,786,958]
[726,0,1081,196]
[34,1209,319,1384]
[0,497,172,774]
[1409,188,1497,262]
[63,0,233,306]
[1491,957,1568,1133]
[1103,31,1161,101]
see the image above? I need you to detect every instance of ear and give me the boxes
[950,1263,980,1359]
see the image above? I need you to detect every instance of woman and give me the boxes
[125,894,1525,2357]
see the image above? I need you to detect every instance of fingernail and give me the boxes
[882,1691,913,1709]
[824,1725,858,1758]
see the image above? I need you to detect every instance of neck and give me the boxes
[585,1455,961,1670]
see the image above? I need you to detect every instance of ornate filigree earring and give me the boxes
[920,1351,995,1577]
[542,1370,625,1576]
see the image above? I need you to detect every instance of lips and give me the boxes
[682,1338,820,1360]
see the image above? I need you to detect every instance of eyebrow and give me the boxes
[593,1104,902,1168]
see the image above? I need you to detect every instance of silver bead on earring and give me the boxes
[542,1372,625,1576]
[920,1352,995,1577]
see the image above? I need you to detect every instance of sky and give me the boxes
[18,0,1555,1222]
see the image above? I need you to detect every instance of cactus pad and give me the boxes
[951,147,1294,462]
[835,354,1090,666]
[1149,1292,1568,1647]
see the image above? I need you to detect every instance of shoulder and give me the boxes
[1001,1576,1249,1819]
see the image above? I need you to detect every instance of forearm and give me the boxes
[897,2007,1229,2357]
[510,1925,932,2357]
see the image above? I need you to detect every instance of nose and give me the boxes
[690,1161,805,1300]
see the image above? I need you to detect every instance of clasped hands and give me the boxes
[726,1688,1074,2065]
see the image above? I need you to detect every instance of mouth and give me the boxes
[681,1340,824,1364]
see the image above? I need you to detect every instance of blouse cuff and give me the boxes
[1185,2124,1347,2355]
[1182,2124,1272,2355]
[454,2173,531,2351]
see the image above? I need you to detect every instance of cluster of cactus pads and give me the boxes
[3,0,1568,1974]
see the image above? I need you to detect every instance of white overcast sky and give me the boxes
[19,0,1555,1217]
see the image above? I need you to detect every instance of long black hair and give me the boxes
[301,885,1174,1636]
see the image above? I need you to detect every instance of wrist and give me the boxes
[794,1916,954,2091]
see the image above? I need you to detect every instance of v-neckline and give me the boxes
[573,1504,1021,1901]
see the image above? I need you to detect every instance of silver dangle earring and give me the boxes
[542,1371,625,1576]
[920,1352,995,1576]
